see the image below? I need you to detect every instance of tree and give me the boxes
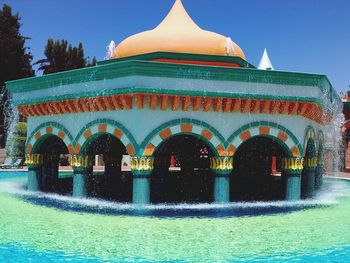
[35,38,96,75]
[6,122,26,160]
[0,4,34,148]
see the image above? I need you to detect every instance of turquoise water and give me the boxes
[0,171,350,262]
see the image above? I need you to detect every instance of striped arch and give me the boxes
[140,119,225,156]
[75,119,137,155]
[226,121,303,157]
[303,126,317,156]
[26,122,74,154]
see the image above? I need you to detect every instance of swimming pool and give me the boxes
[0,171,349,262]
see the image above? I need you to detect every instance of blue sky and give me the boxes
[3,0,350,92]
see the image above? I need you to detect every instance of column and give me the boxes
[302,157,317,198]
[25,154,44,191]
[315,158,324,191]
[281,157,303,200]
[69,155,92,198]
[131,157,154,204]
[210,157,233,203]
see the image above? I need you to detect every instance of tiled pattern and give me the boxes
[74,119,137,155]
[141,119,224,156]
[226,121,303,157]
[26,122,74,154]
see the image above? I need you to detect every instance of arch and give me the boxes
[231,136,288,201]
[303,126,317,156]
[140,119,225,157]
[75,119,138,155]
[227,121,302,157]
[27,122,74,154]
[151,134,215,203]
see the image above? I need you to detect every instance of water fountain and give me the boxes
[0,0,349,261]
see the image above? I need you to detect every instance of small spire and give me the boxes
[258,48,274,70]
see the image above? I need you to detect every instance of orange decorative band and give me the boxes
[152,59,241,68]
[17,94,328,124]
[25,154,44,167]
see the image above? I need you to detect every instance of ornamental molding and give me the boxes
[210,157,233,171]
[281,157,304,171]
[131,157,154,172]
[69,155,92,169]
[17,93,327,124]
[25,154,44,167]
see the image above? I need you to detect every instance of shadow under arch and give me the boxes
[32,134,71,194]
[78,132,132,202]
[151,133,215,204]
[231,135,292,201]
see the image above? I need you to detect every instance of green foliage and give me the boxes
[0,4,34,147]
[14,121,27,137]
[35,38,96,74]
[6,122,27,159]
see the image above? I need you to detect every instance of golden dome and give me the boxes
[114,0,246,60]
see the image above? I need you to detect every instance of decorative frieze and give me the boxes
[25,154,44,168]
[17,93,326,124]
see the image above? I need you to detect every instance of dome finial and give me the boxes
[156,0,199,30]
[258,48,274,70]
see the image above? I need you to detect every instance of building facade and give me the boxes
[6,0,340,204]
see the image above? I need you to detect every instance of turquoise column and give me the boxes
[315,160,324,191]
[131,157,154,205]
[302,157,317,199]
[211,157,233,203]
[26,154,44,192]
[70,155,92,198]
[282,157,303,201]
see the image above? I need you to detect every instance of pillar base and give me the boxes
[132,176,150,204]
[73,171,88,198]
[284,173,301,200]
[315,165,324,191]
[131,157,154,205]
[302,168,316,199]
[28,166,42,192]
[214,174,230,203]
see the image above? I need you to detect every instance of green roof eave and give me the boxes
[5,58,339,104]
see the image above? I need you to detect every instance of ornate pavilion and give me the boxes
[6,0,340,204]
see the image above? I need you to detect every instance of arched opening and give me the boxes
[231,136,289,201]
[151,134,214,203]
[83,134,132,202]
[36,135,71,194]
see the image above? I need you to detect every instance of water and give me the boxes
[0,172,350,262]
